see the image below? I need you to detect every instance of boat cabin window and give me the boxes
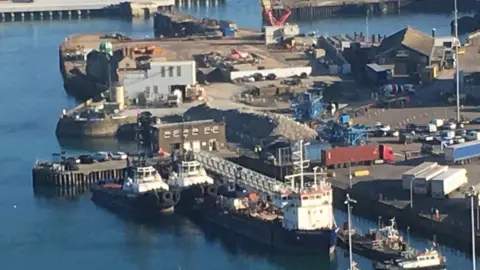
[315,195,321,199]
[302,196,309,200]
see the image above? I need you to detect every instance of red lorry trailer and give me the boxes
[322,145,395,167]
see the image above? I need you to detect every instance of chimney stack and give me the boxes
[432,28,436,37]
[372,34,375,43]
[354,32,357,41]
[378,34,382,42]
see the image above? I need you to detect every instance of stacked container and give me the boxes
[431,168,468,198]
[401,162,438,190]
[412,165,449,195]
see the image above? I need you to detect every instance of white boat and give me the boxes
[373,248,446,270]
[167,159,216,208]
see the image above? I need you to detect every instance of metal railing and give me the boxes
[194,150,289,194]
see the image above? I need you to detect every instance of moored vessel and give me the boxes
[91,160,180,215]
[167,157,217,209]
[192,177,338,255]
[373,248,447,270]
[337,218,411,262]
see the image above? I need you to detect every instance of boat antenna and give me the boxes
[181,114,185,161]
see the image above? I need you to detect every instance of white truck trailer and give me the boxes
[402,162,438,190]
[431,168,468,198]
[413,165,449,195]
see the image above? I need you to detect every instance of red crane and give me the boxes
[261,0,291,26]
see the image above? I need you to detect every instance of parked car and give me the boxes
[471,118,480,124]
[78,155,94,164]
[441,122,457,130]
[65,157,80,164]
[466,130,480,141]
[110,151,128,160]
[92,152,110,162]
[266,73,277,80]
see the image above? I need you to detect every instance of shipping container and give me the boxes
[413,166,448,195]
[305,143,331,163]
[401,162,438,190]
[445,140,480,164]
[322,144,394,167]
[431,168,468,198]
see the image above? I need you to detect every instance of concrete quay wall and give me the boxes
[55,115,137,138]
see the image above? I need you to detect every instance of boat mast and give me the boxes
[454,0,461,122]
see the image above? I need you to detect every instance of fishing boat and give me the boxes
[337,218,411,262]
[91,160,180,215]
[373,248,446,270]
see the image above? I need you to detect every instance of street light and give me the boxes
[313,166,319,186]
[454,0,461,122]
[345,193,357,270]
[348,160,353,189]
[410,178,415,208]
[467,186,477,270]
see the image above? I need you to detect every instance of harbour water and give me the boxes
[0,3,478,269]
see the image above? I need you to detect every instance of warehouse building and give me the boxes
[151,119,226,153]
[121,59,197,103]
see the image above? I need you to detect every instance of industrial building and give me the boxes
[151,119,226,153]
[121,60,197,103]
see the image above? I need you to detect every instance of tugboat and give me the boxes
[373,248,447,270]
[337,218,411,262]
[191,177,338,255]
[91,158,181,215]
[167,154,216,209]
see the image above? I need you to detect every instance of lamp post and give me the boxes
[348,160,353,189]
[345,193,357,270]
[454,0,461,122]
[410,178,414,208]
[313,166,319,186]
[467,186,477,270]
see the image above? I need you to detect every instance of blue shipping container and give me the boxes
[445,140,480,163]
[305,143,332,163]
[223,27,235,37]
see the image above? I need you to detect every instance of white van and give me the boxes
[430,119,444,127]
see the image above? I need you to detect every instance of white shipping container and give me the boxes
[431,168,468,198]
[402,162,438,190]
[413,165,449,195]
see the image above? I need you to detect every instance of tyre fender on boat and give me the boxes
[206,185,218,197]
[172,190,181,204]
[162,191,174,203]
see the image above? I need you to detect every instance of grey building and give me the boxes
[121,60,196,102]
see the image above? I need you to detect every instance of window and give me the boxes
[176,66,181,77]
[153,85,158,94]
[161,67,165,77]
[302,196,309,200]
[168,66,174,77]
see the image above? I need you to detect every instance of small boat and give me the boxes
[91,160,180,215]
[337,218,411,262]
[167,158,217,209]
[373,248,447,270]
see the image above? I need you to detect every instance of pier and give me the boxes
[32,160,127,187]
[0,0,207,22]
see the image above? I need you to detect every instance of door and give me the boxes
[183,142,191,151]
[192,140,201,152]
[208,139,218,151]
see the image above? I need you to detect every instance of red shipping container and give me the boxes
[322,145,380,166]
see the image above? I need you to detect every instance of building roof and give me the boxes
[378,27,434,57]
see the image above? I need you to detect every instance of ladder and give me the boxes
[194,151,289,194]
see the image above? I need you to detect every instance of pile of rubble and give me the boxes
[184,104,317,142]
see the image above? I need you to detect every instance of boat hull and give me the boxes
[191,202,337,255]
[175,183,217,210]
[91,183,179,215]
[373,261,447,270]
[337,230,406,262]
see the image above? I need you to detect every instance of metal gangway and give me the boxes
[193,151,289,194]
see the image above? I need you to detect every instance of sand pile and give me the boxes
[184,103,317,142]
